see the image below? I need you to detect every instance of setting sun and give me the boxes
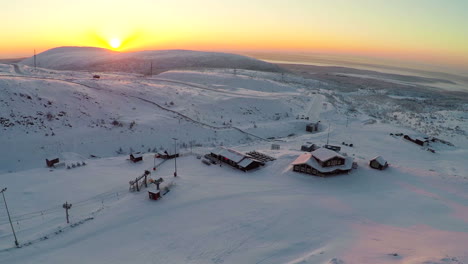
[110,38,121,49]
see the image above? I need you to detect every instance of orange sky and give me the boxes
[1,0,467,71]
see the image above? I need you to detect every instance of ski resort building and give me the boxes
[210,147,264,171]
[291,148,353,176]
[369,156,388,170]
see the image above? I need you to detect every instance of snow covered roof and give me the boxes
[291,153,313,165]
[291,152,353,173]
[238,158,255,168]
[310,148,344,162]
[211,147,245,163]
[371,156,387,165]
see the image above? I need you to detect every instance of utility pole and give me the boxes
[62,201,72,224]
[34,49,37,70]
[1,188,19,247]
[326,122,331,145]
[172,138,178,177]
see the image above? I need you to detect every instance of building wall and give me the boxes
[318,157,345,167]
[293,163,350,176]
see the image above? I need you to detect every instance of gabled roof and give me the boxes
[291,152,353,173]
[211,147,246,163]
[238,158,255,168]
[371,156,387,165]
[291,153,313,165]
[310,148,344,162]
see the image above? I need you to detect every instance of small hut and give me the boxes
[148,190,161,200]
[46,158,60,168]
[369,156,388,170]
[301,144,319,152]
[130,154,143,163]
[271,144,280,150]
[306,122,320,132]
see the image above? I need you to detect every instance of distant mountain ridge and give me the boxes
[20,46,281,74]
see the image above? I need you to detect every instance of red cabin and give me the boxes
[148,190,161,200]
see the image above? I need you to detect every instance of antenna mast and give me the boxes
[34,49,37,70]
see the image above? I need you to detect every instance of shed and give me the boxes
[306,122,320,132]
[130,154,143,163]
[148,190,161,200]
[369,156,388,170]
[46,158,60,168]
[271,144,280,150]
[301,144,319,152]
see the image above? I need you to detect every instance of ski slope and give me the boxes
[0,58,467,263]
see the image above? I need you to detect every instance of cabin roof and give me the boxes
[238,158,255,168]
[310,148,344,162]
[212,147,245,163]
[371,156,387,165]
[291,152,353,173]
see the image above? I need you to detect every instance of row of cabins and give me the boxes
[210,146,387,177]
[210,147,264,171]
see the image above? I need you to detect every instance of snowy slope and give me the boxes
[0,66,309,172]
[0,124,467,264]
[0,61,467,264]
[20,47,281,73]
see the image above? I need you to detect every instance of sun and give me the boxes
[110,38,121,49]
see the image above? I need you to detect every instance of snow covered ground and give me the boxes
[0,55,467,263]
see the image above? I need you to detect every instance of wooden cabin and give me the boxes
[46,158,60,168]
[130,154,143,163]
[157,150,179,160]
[210,147,264,172]
[301,144,319,152]
[271,144,280,150]
[291,148,353,177]
[148,190,161,200]
[306,122,320,132]
[369,156,388,170]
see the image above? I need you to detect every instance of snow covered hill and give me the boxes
[20,47,281,74]
[0,66,311,172]
[0,60,467,264]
